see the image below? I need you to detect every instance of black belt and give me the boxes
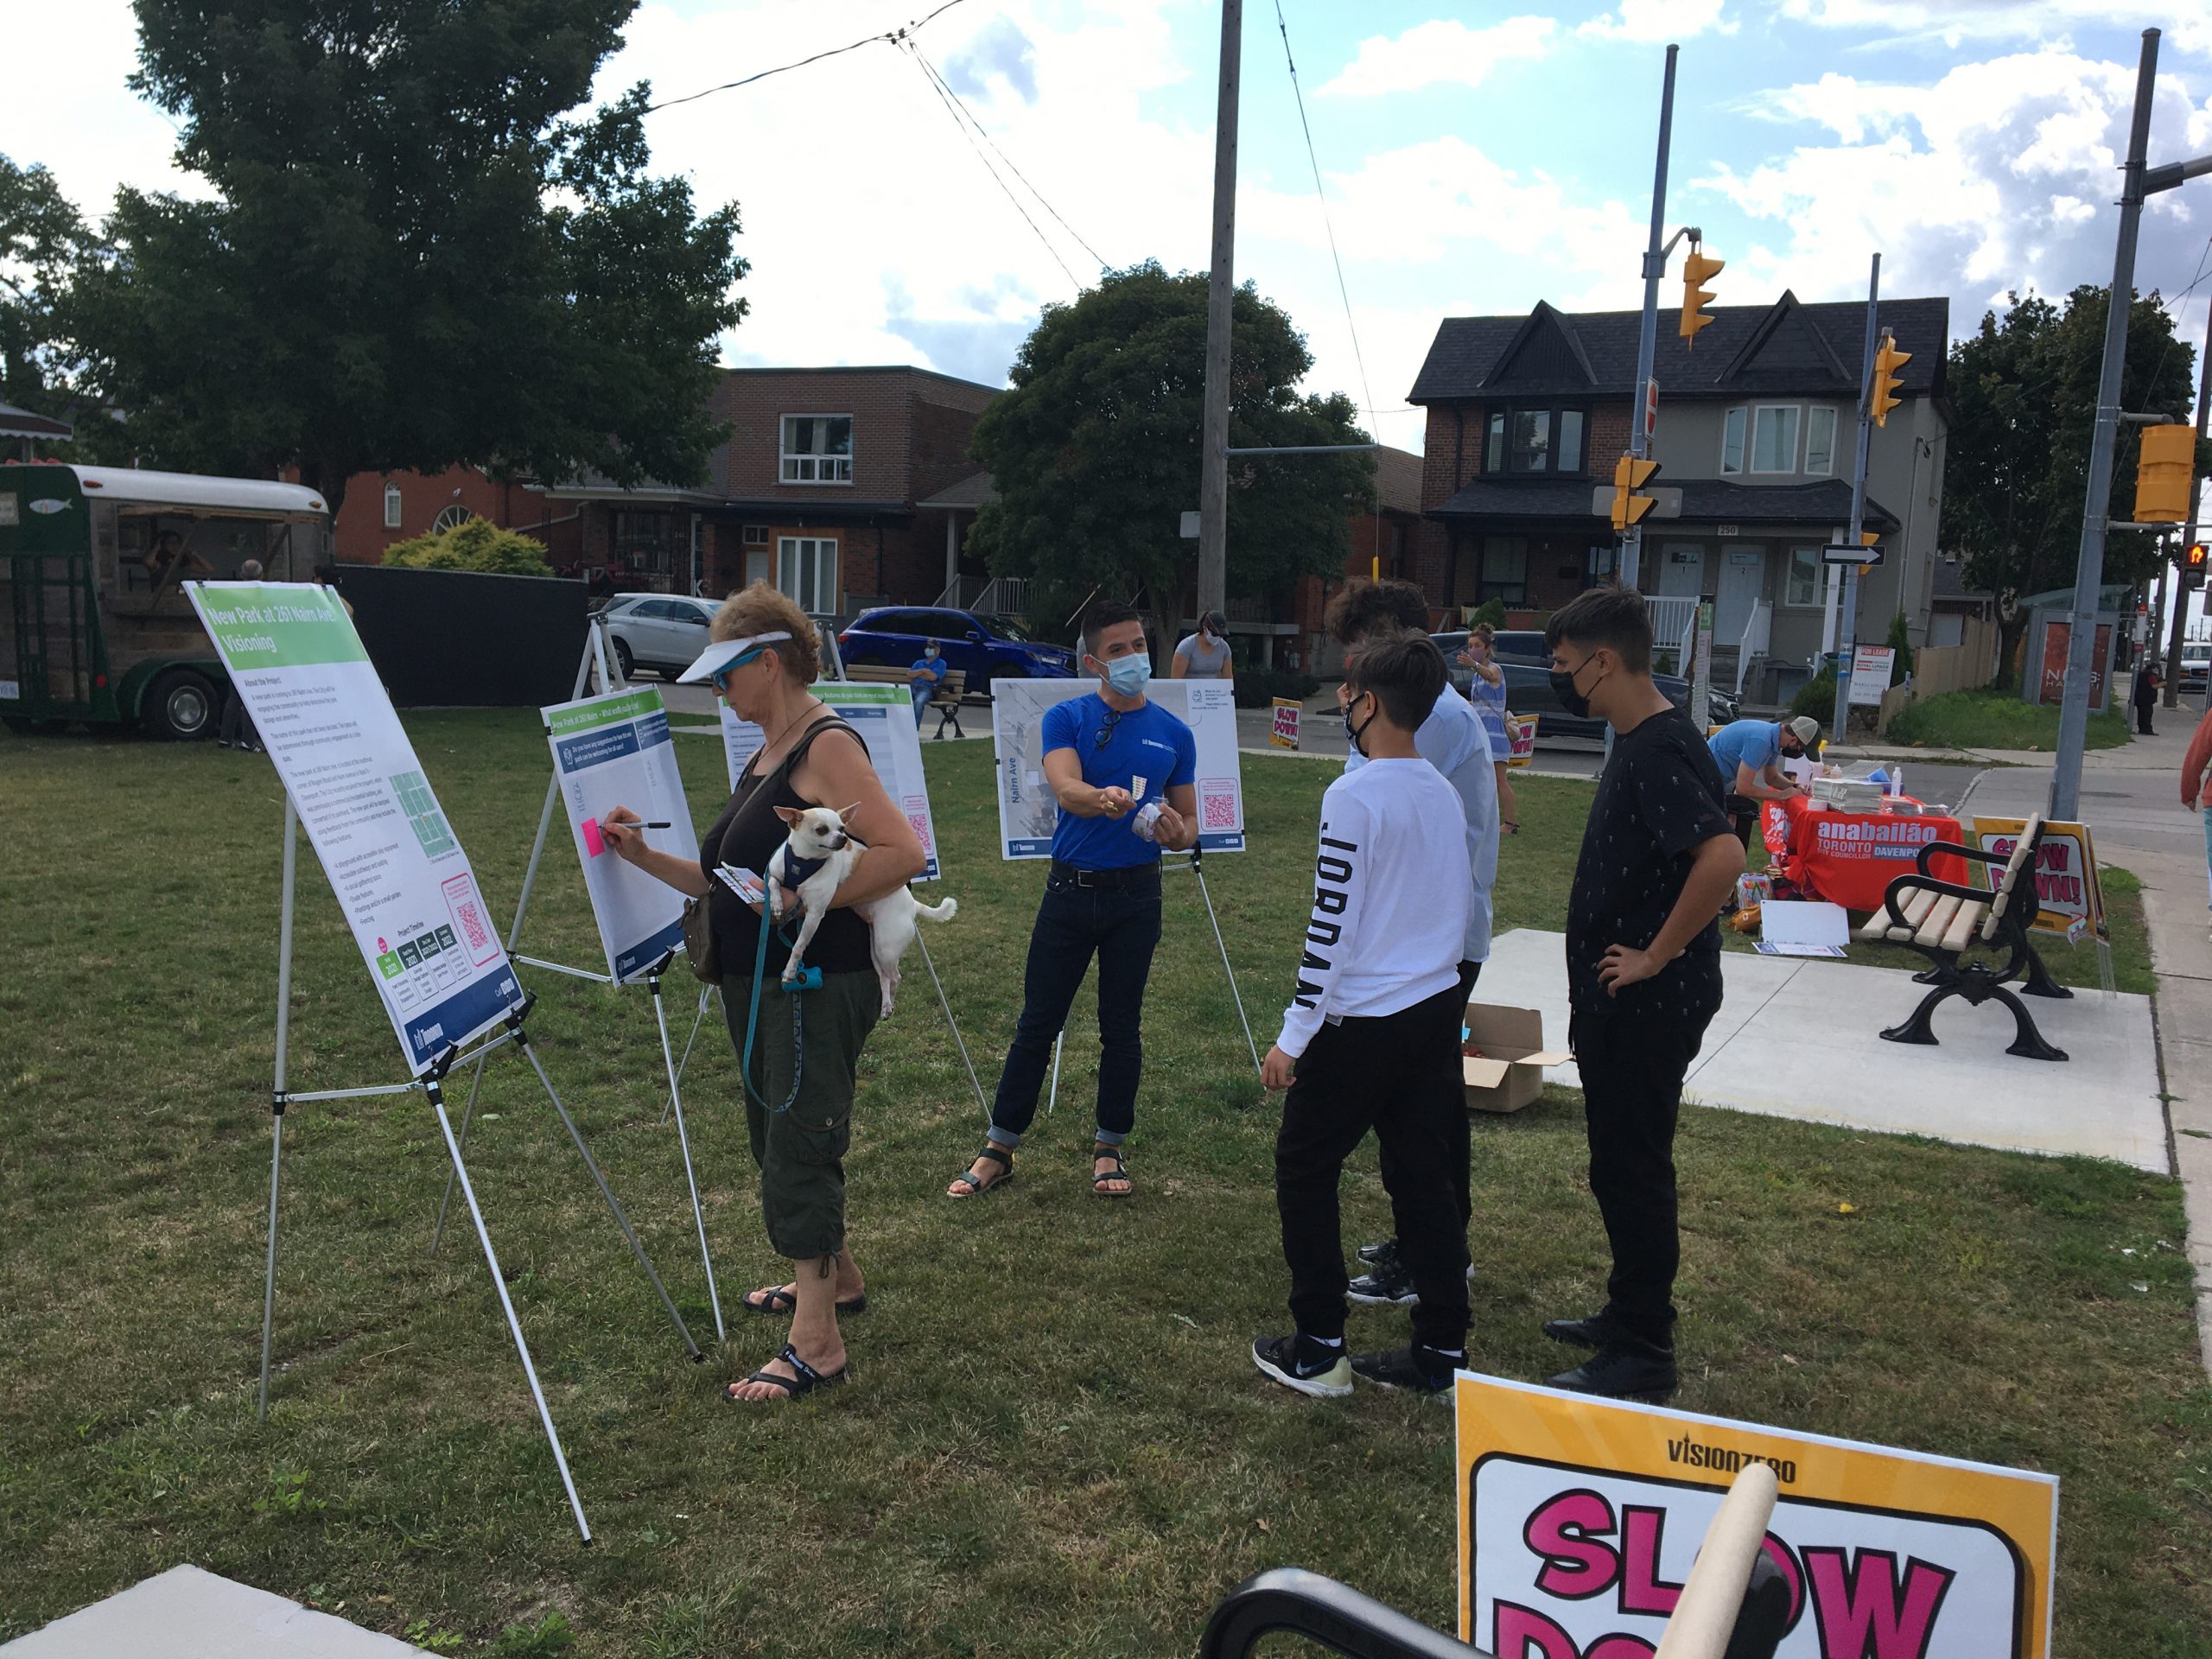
[1050,859,1160,890]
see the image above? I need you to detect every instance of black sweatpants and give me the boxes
[1570,976,1720,1347]
[1275,982,1471,1353]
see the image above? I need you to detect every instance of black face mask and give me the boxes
[1344,691,1379,758]
[1549,652,1605,721]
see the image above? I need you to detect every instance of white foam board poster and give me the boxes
[988,677,1245,860]
[719,681,942,880]
[186,581,524,1074]
[543,687,700,982]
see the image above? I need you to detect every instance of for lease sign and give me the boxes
[1457,1374,2056,1658]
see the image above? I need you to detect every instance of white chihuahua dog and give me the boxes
[768,804,957,1015]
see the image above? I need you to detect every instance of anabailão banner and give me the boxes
[1455,1373,2056,1658]
[720,680,943,881]
[543,686,699,981]
[188,581,524,1074]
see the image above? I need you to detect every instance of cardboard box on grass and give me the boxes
[1462,1003,1571,1114]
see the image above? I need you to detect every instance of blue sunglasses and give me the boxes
[709,645,769,692]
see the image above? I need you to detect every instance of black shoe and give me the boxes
[1542,1310,1630,1351]
[1346,1258,1419,1306]
[1351,1344,1459,1397]
[1356,1236,1399,1267]
[1251,1333,1352,1398]
[1547,1338,1678,1403]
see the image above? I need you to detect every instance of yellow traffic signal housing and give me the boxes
[1610,455,1661,530]
[1870,332,1911,426]
[2133,423,2196,524]
[1679,247,1724,345]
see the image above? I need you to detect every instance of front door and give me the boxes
[1715,545,1764,645]
[1657,543,1705,597]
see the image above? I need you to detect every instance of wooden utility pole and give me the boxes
[1196,0,1242,625]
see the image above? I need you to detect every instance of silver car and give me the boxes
[596,593,844,681]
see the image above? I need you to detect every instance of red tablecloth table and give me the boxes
[1761,796,1969,913]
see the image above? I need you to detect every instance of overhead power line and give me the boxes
[899,39,1079,288]
[645,0,978,114]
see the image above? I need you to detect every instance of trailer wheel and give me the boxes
[144,668,219,741]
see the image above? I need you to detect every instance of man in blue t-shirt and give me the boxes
[948,603,1198,1202]
[1708,715,1818,848]
[909,639,945,727]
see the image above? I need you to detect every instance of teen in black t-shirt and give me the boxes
[1543,588,1745,1402]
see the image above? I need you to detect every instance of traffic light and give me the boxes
[1870,331,1911,426]
[1679,245,1724,345]
[2133,423,2196,524]
[1611,455,1661,530]
[2186,540,2209,589]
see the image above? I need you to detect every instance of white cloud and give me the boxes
[1314,16,1558,97]
[0,0,202,215]
[1580,0,1738,44]
[1778,0,2212,57]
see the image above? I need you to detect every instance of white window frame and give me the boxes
[742,524,769,545]
[1805,406,1838,476]
[779,415,854,485]
[1750,404,1801,475]
[1720,407,1747,476]
[777,535,839,612]
[431,505,474,534]
[382,481,402,529]
[1783,545,1825,608]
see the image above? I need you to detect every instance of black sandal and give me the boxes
[723,1343,849,1402]
[741,1283,868,1317]
[948,1143,1014,1198]
[1092,1147,1132,1198]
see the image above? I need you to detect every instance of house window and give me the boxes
[1479,537,1529,604]
[1784,545,1825,608]
[1721,407,1747,475]
[1806,407,1838,475]
[431,505,474,533]
[742,524,769,545]
[1751,406,1801,474]
[1484,406,1588,474]
[780,416,854,484]
[778,535,839,611]
[382,481,402,529]
[613,510,677,575]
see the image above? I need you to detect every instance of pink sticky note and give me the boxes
[581,817,606,858]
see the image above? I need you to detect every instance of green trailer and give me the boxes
[0,464,333,738]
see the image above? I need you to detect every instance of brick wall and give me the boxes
[331,465,538,563]
[720,368,993,501]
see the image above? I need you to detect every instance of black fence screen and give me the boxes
[329,564,587,709]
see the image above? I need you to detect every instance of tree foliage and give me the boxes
[382,516,555,576]
[968,262,1371,651]
[62,0,745,510]
[1942,286,2203,684]
[0,156,118,456]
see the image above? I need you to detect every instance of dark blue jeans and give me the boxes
[988,864,1163,1147]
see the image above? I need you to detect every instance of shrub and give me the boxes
[1885,611,1914,683]
[1464,596,1508,631]
[1791,667,1837,722]
[382,517,553,576]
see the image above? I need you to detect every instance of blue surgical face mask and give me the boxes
[1096,652,1152,697]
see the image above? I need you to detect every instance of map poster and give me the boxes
[543,687,700,982]
[988,677,1245,859]
[720,680,943,880]
[1455,1372,2056,1658]
[187,581,524,1075]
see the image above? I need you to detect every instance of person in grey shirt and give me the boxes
[1172,611,1233,679]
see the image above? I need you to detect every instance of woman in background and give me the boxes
[1459,625,1518,834]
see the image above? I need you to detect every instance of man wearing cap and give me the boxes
[1708,715,1818,851]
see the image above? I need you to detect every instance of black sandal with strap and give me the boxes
[723,1342,849,1402]
[948,1143,1014,1198]
[1091,1147,1132,1199]
[741,1283,868,1317]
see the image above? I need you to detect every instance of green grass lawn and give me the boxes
[1885,687,2134,753]
[1,717,2207,1656]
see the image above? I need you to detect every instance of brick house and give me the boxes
[1408,292,1950,703]
[334,365,1000,612]
[1284,444,1426,671]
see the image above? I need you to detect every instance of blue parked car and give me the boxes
[837,606,1077,693]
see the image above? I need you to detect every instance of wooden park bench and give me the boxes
[1856,811,2071,1061]
[844,664,970,739]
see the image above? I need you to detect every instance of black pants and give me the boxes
[1447,958,1481,1229]
[1571,977,1720,1347]
[1275,982,1471,1353]
[1723,793,1759,849]
[988,863,1162,1147]
[2136,700,2156,735]
[219,690,260,749]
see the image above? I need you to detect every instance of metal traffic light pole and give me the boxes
[1619,43,1679,593]
[1830,255,1882,746]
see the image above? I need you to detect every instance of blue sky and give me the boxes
[13,0,2212,454]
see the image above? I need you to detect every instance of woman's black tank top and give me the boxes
[699,717,873,977]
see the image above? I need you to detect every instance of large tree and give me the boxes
[968,261,1372,655]
[0,156,117,455]
[1942,285,2202,685]
[64,0,744,511]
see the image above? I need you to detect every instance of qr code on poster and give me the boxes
[442,873,500,965]
[1199,780,1238,830]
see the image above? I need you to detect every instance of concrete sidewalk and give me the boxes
[1475,929,2167,1172]
[0,1567,429,1658]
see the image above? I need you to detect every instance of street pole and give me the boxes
[1195,0,1242,627]
[1618,43,1678,594]
[2165,289,2212,706]
[2052,28,2160,820]
[1832,255,1881,745]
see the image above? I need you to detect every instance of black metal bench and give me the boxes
[1859,811,2070,1061]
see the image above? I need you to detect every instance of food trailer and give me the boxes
[0,463,334,738]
